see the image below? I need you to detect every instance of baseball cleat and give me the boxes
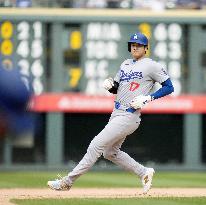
[141,168,155,194]
[47,174,72,191]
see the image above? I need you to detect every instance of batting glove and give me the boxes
[103,77,114,90]
[130,95,153,109]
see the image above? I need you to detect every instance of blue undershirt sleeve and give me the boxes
[150,78,174,100]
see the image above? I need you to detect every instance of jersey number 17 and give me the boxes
[129,82,140,91]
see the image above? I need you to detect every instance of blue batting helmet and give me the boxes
[128,32,148,52]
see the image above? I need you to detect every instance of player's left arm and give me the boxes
[130,63,174,109]
[148,63,174,100]
[130,78,174,109]
[150,78,174,100]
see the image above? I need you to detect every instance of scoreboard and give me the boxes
[0,13,188,97]
[81,22,183,96]
[0,20,45,95]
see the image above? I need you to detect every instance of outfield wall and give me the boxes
[0,8,206,170]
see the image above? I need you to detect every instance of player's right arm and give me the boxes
[102,77,119,94]
[103,64,122,94]
[130,60,174,109]
[103,60,130,94]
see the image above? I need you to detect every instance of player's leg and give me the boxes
[103,136,146,178]
[67,114,137,183]
[48,114,136,190]
[103,137,155,194]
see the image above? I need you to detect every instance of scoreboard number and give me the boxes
[153,23,182,95]
[16,21,45,95]
[0,20,45,95]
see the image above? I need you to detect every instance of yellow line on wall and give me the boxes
[0,8,206,18]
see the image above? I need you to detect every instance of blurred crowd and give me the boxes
[1,0,206,10]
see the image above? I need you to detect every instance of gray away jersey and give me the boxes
[114,57,169,107]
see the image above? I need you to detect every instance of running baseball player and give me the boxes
[48,32,174,194]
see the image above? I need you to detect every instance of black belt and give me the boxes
[114,101,136,113]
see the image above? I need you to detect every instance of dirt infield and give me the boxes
[1,188,206,205]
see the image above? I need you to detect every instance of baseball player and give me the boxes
[48,32,174,194]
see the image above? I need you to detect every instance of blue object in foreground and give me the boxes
[0,66,33,135]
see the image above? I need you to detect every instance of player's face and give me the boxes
[130,43,146,60]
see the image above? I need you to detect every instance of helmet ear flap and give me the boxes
[144,45,148,54]
[128,43,131,52]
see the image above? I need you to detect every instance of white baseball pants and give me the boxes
[67,110,146,184]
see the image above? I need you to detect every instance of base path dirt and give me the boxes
[1,188,206,205]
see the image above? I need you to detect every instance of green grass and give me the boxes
[3,171,206,205]
[11,197,206,205]
[0,171,206,188]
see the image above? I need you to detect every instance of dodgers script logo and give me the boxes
[120,70,143,82]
